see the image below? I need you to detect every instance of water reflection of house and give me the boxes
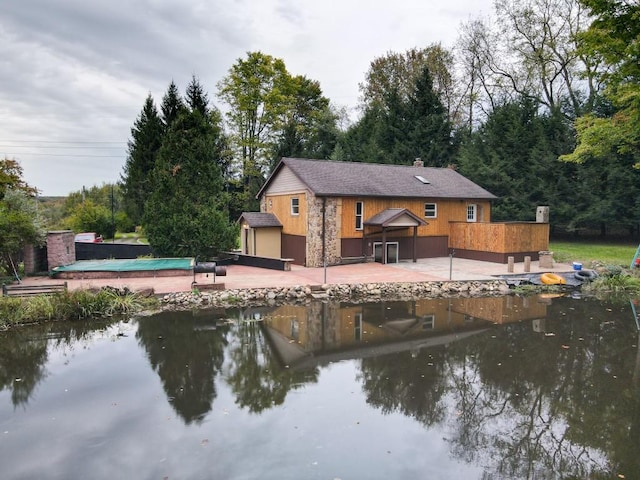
[262,297,549,369]
[451,296,548,324]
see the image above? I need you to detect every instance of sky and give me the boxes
[0,0,493,197]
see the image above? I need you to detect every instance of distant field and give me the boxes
[549,241,638,267]
[114,232,148,244]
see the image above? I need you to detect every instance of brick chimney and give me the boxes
[413,158,424,167]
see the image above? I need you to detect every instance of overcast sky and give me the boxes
[0,0,493,196]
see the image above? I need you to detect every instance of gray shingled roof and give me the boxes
[261,158,497,199]
[238,212,282,228]
[364,208,427,227]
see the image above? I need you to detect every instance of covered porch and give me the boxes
[362,208,427,264]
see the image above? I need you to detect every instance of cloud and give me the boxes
[0,0,492,195]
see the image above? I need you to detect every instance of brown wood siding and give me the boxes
[264,193,307,236]
[453,296,548,324]
[453,249,543,263]
[341,197,492,238]
[282,233,306,265]
[449,222,549,254]
[341,236,449,260]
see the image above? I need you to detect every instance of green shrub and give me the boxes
[583,268,640,294]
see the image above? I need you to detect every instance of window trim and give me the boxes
[424,202,437,219]
[354,312,363,341]
[422,314,435,330]
[291,197,299,216]
[355,201,364,230]
[467,204,477,222]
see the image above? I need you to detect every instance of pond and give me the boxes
[1,294,639,479]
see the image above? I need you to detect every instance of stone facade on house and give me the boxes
[306,194,341,268]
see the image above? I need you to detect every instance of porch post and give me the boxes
[361,228,367,259]
[382,228,387,264]
[413,225,418,262]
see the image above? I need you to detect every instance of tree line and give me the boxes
[3,0,636,270]
[121,0,639,256]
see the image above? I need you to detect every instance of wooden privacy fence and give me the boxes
[448,222,550,262]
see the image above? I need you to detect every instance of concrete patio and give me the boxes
[14,257,574,295]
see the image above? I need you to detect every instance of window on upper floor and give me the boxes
[467,204,477,222]
[424,203,437,218]
[291,197,299,215]
[355,201,364,230]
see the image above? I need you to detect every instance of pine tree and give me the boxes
[120,94,163,225]
[161,80,186,131]
[143,106,237,258]
[185,75,210,118]
[407,67,453,166]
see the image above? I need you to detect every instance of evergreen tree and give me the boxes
[337,67,454,166]
[185,75,209,118]
[120,95,163,225]
[143,107,237,258]
[161,80,186,131]
[457,97,578,225]
[407,67,454,166]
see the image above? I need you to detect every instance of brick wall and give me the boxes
[47,231,75,269]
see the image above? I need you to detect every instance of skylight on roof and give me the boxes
[414,175,430,184]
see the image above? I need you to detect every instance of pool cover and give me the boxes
[51,258,195,273]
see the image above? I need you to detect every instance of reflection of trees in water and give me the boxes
[136,310,228,425]
[0,319,115,408]
[0,329,48,407]
[358,296,640,479]
[359,347,448,426]
[225,321,318,413]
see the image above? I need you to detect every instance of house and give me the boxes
[243,157,549,267]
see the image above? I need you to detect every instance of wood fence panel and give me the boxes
[449,222,549,254]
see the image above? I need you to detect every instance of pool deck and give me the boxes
[15,257,575,295]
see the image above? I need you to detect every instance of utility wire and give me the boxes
[2,153,124,157]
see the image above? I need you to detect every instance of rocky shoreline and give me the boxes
[160,279,512,309]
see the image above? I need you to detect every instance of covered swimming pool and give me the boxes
[51,258,195,279]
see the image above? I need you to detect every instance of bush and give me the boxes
[583,268,640,294]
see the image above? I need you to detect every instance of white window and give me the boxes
[424,203,437,218]
[355,201,364,230]
[422,315,435,330]
[467,204,477,222]
[354,312,363,341]
[291,197,299,215]
[290,319,299,340]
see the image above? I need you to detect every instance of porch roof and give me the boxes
[238,212,282,228]
[364,208,427,228]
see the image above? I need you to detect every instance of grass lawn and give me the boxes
[114,232,149,244]
[549,240,639,267]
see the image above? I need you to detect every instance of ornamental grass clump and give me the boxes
[0,297,24,329]
[0,287,158,328]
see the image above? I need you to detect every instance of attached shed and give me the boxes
[238,212,283,258]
